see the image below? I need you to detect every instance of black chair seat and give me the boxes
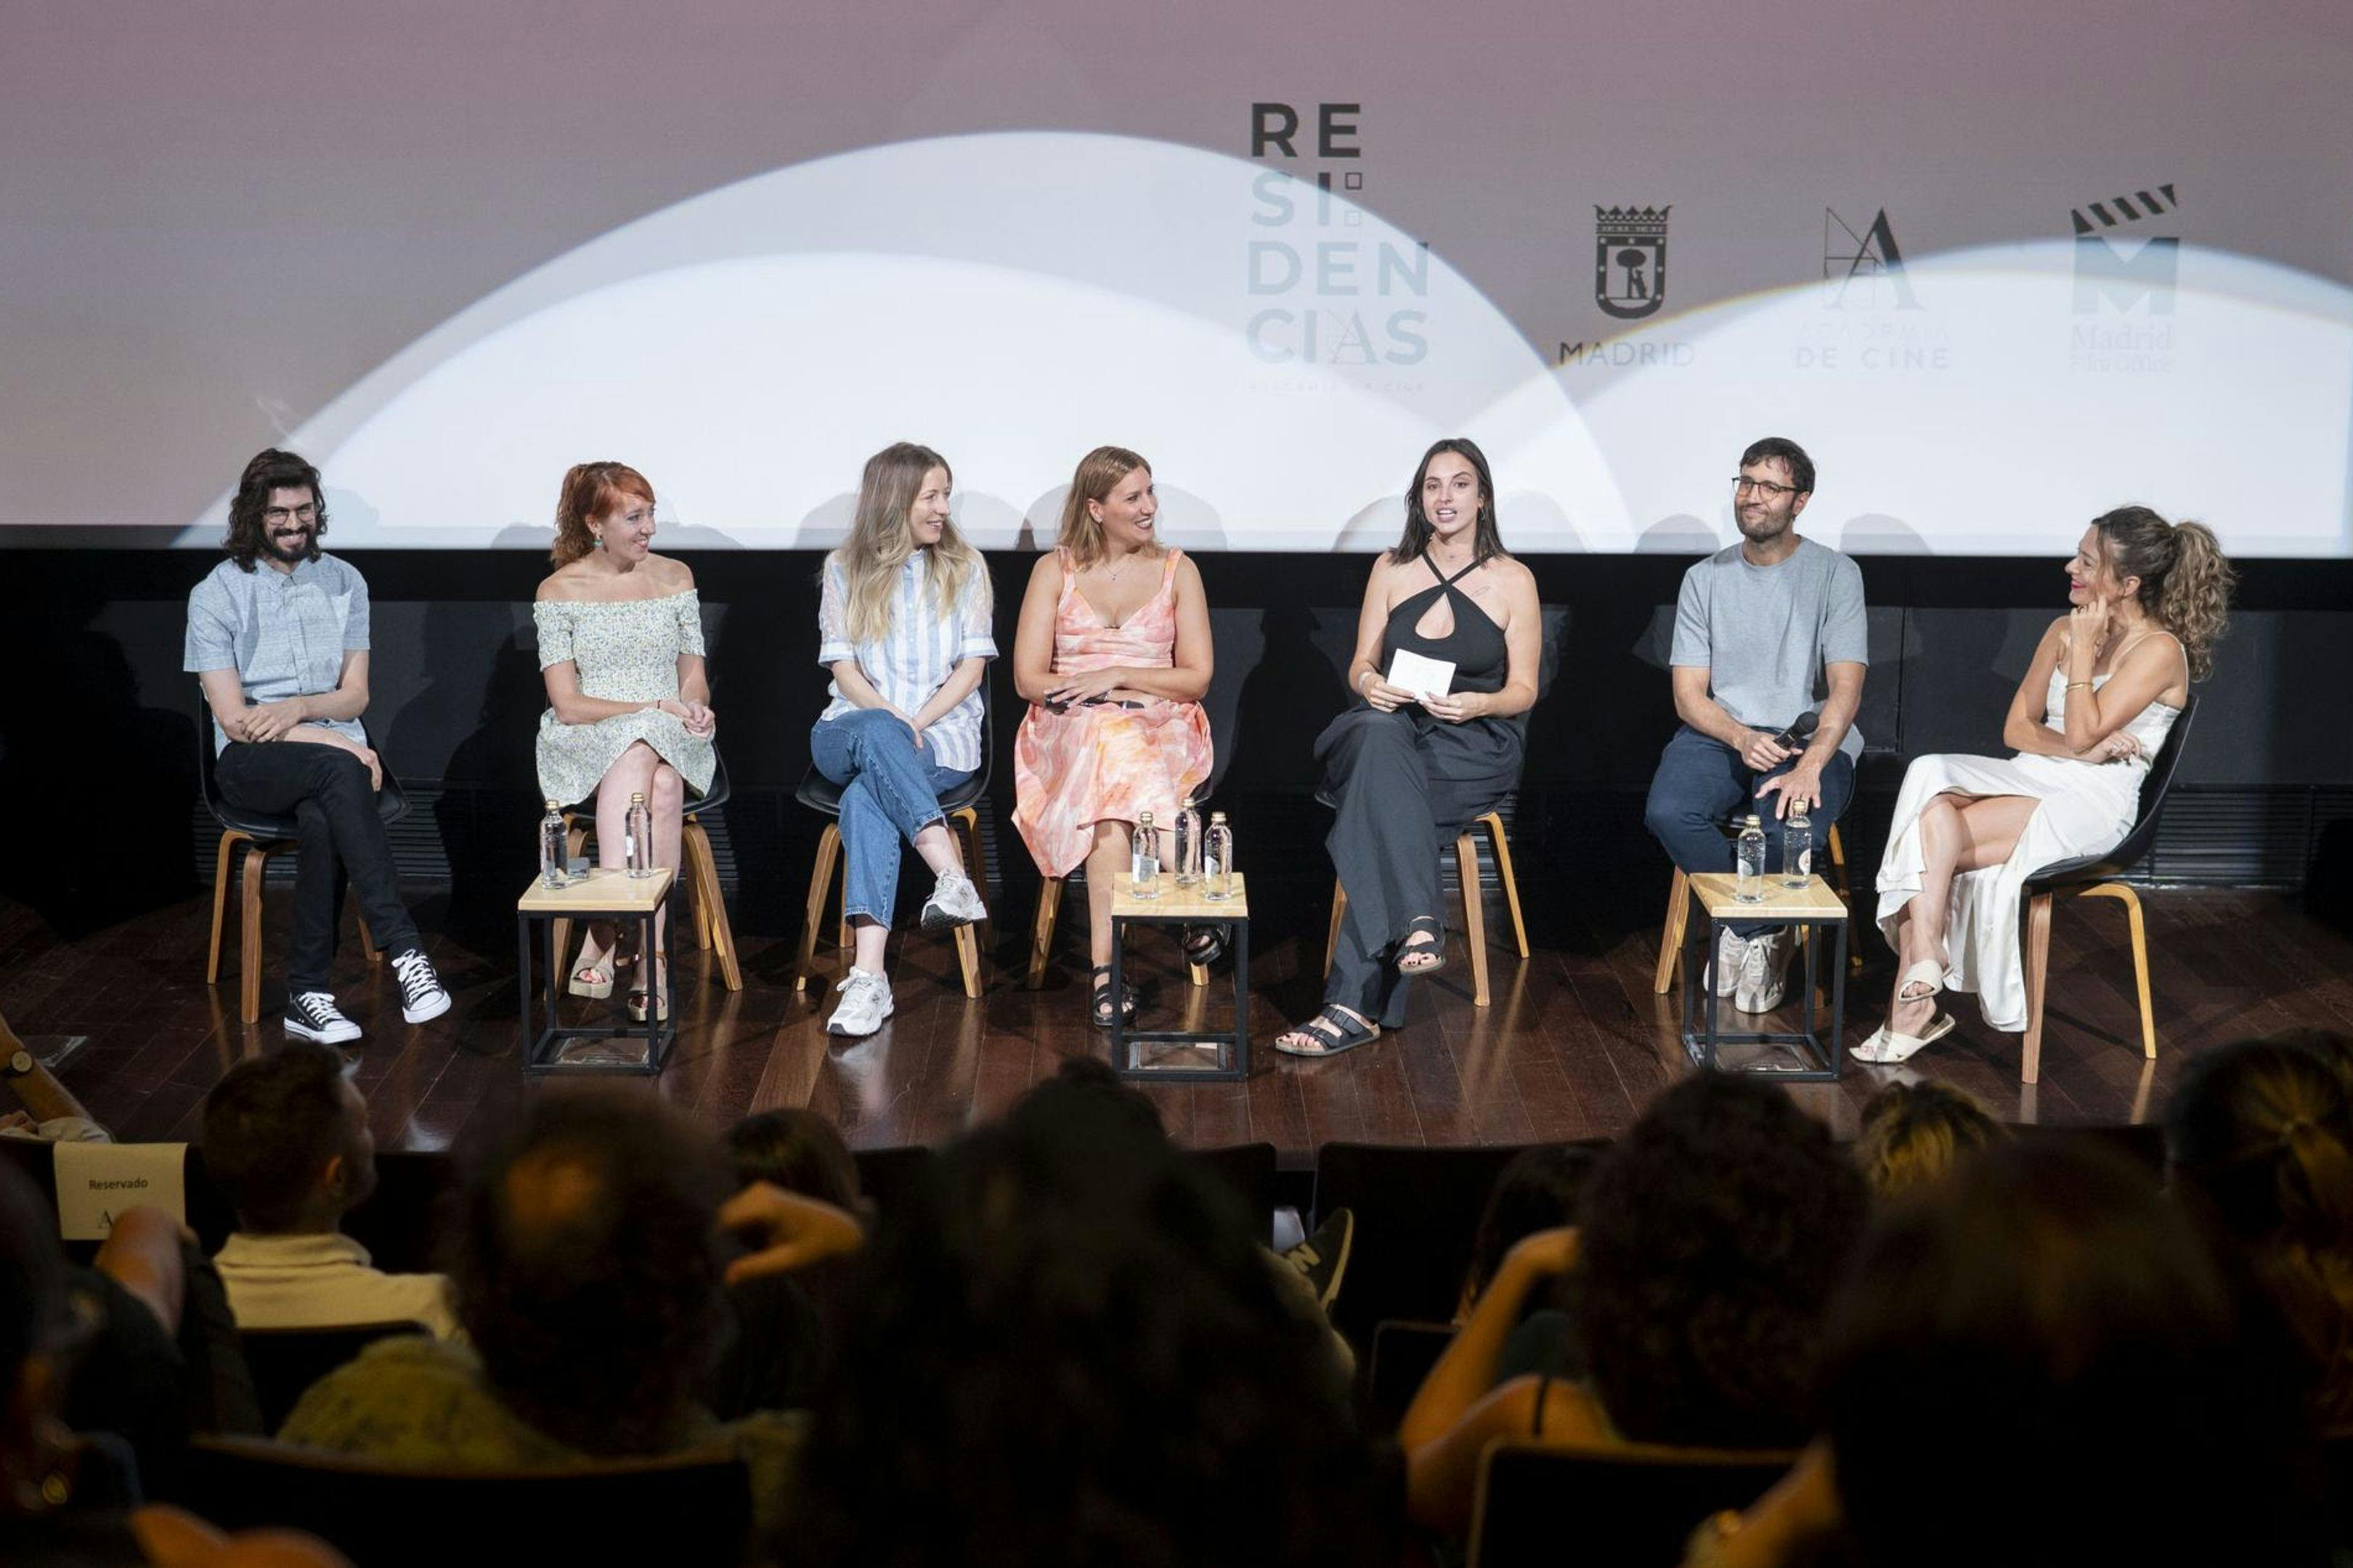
[566,747,733,818]
[199,707,410,842]
[796,708,994,818]
[2022,695,2198,895]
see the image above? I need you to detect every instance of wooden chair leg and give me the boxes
[2020,890,2055,1084]
[688,844,713,951]
[2079,882,2156,1060]
[1653,867,1690,995]
[355,914,381,962]
[1483,813,1530,959]
[1827,823,1862,972]
[795,824,842,994]
[240,844,269,1024]
[949,807,996,959]
[1457,831,1490,1007]
[686,822,742,992]
[1028,877,1064,990]
[1323,880,1347,979]
[206,831,241,984]
[953,922,983,1000]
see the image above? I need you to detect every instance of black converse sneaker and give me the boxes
[285,991,362,1045]
[390,949,452,1024]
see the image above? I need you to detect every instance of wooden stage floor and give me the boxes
[4,882,2349,1164]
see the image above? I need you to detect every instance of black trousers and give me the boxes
[214,742,418,993]
[1317,705,1523,1028]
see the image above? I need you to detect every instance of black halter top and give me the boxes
[1381,554,1508,695]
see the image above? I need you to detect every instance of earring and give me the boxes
[592,533,604,550]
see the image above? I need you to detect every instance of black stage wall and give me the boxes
[4,550,2349,943]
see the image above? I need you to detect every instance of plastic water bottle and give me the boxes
[1735,814,1767,903]
[1172,797,1203,887]
[1781,807,1813,890]
[1131,811,1161,898]
[539,800,569,888]
[626,792,654,878]
[1203,812,1235,901]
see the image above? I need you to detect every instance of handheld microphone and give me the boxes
[1770,711,1819,752]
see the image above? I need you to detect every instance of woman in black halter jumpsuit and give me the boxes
[1277,439,1543,1056]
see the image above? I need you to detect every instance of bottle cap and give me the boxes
[1139,811,1154,824]
[1210,811,1227,821]
[1743,814,1761,826]
[545,799,561,811]
[631,792,649,803]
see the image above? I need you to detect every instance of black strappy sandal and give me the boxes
[1182,922,1231,968]
[1273,1005,1381,1059]
[1394,915,1449,978]
[1089,964,1140,1031]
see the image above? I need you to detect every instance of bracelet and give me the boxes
[1357,669,1376,694]
[2065,681,2093,692]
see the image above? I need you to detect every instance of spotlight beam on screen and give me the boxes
[174,133,1615,555]
[162,131,2351,558]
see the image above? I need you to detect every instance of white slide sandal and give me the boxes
[1854,959,1956,1063]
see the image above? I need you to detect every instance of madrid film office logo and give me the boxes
[2072,182,2179,314]
[1823,208,1918,308]
[1594,206,1669,320]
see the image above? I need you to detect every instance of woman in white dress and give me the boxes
[1860,507,2233,1062]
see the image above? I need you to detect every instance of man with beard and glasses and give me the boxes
[1643,437,1866,1016]
[185,448,449,1044]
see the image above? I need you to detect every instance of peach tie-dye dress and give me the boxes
[1014,548,1214,877]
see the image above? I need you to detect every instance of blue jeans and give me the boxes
[1643,723,1856,939]
[810,709,975,930]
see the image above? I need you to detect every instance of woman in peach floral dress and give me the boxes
[1012,446,1214,1027]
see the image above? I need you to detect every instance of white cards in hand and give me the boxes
[1386,649,1456,699]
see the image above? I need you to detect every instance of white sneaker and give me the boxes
[826,968,894,1037]
[285,991,362,1045]
[390,949,452,1024]
[919,869,988,932]
[1734,928,1790,1015]
[1713,927,1747,997]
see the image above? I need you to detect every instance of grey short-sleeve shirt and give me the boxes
[1670,536,1868,762]
[184,553,372,754]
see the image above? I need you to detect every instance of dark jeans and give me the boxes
[1641,723,1855,939]
[215,741,419,991]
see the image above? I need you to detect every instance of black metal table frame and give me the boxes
[1678,893,1848,1081]
[516,878,675,1077]
[1108,909,1251,1081]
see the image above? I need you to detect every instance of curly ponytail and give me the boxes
[2092,507,2236,681]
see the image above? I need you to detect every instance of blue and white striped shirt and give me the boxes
[816,550,996,771]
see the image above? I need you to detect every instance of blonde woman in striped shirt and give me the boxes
[810,443,997,1037]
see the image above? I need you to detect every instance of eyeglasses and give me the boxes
[1731,476,1799,499]
[262,503,320,524]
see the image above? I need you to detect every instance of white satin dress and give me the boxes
[1873,667,2180,1032]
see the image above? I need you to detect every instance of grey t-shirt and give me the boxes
[1670,536,1868,762]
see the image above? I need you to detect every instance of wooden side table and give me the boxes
[1108,872,1250,1081]
[1677,872,1849,1081]
[516,866,675,1076]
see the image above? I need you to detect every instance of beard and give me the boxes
[264,527,314,564]
[1736,505,1792,543]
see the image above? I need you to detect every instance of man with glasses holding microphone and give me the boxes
[1642,437,1868,1015]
